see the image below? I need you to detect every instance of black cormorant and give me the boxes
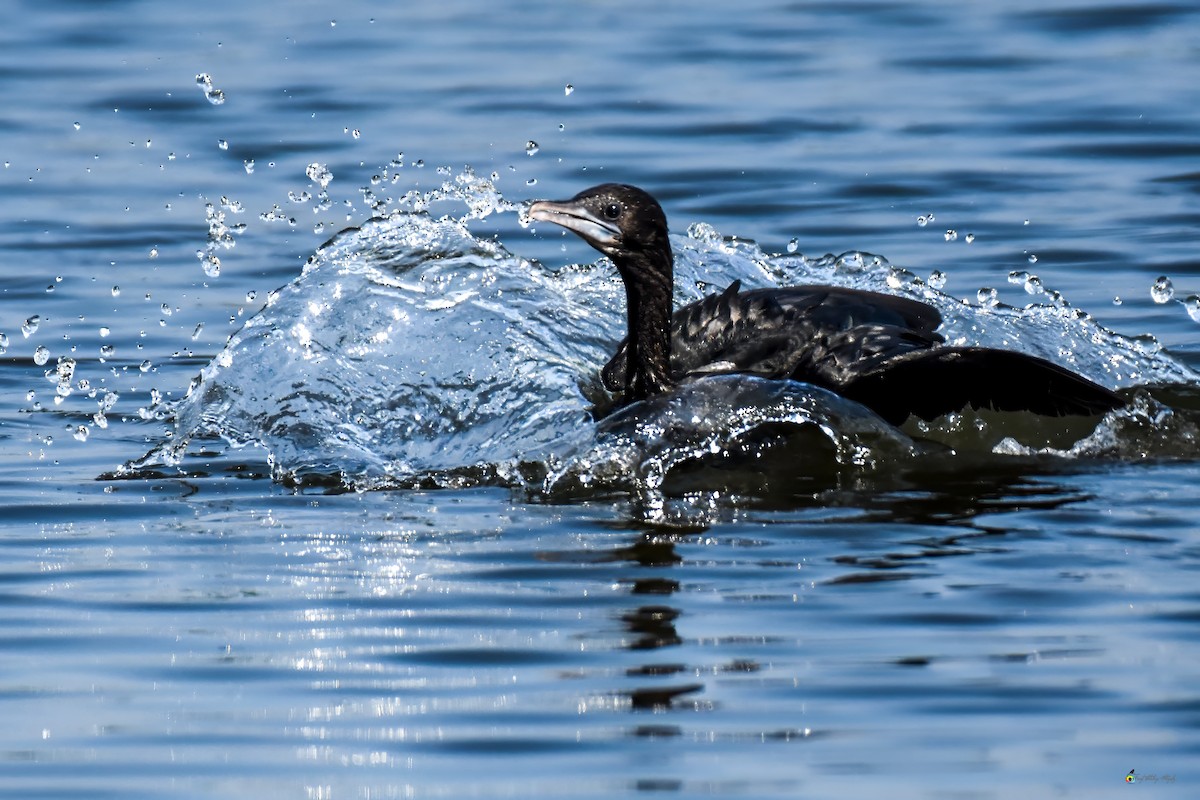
[528,183,1122,425]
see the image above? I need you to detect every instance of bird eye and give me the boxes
[602,203,622,220]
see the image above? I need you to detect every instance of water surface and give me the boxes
[1,1,1198,797]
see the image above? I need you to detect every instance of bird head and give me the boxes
[529,183,671,276]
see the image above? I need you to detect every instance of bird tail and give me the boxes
[841,347,1123,425]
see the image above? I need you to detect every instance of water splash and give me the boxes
[122,178,1200,496]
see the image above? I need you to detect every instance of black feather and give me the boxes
[529,184,1123,423]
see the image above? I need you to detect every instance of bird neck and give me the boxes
[616,248,674,401]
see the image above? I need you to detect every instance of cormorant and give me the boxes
[528,183,1122,425]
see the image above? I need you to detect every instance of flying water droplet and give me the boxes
[22,316,40,338]
[191,323,204,340]
[786,238,799,253]
[99,327,110,338]
[1151,276,1174,304]
[34,345,50,365]
[964,233,975,244]
[195,73,226,105]
[99,344,115,359]
[73,425,89,442]
[928,270,947,289]
[944,229,957,242]
[564,84,574,96]
[1028,253,1038,264]
[243,160,254,174]
[111,286,120,297]
[0,333,8,354]
[977,287,999,307]
[306,162,333,189]
[1186,295,1200,323]
[199,252,220,277]
[218,139,229,150]
[525,140,539,156]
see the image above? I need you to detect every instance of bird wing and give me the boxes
[601,283,946,391]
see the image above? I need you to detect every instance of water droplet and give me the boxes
[564,84,574,96]
[525,178,537,186]
[199,252,220,277]
[99,327,111,338]
[139,359,152,372]
[1186,296,1200,323]
[111,285,121,297]
[916,215,929,227]
[99,344,115,358]
[1027,253,1038,264]
[243,160,254,174]
[525,140,539,156]
[45,284,54,293]
[246,290,258,303]
[977,287,999,307]
[928,270,947,289]
[1023,219,1030,226]
[73,425,89,442]
[1151,275,1174,304]
[965,233,975,244]
[195,73,225,105]
[218,139,229,150]
[1023,275,1044,295]
[33,345,50,365]
[73,122,81,131]
[0,333,7,354]
[191,323,204,340]
[149,247,158,259]
[21,316,40,338]
[351,128,361,139]
[1113,296,1122,305]
[944,229,957,242]
[786,238,799,253]
[305,162,333,189]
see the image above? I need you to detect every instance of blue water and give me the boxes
[2,1,1199,797]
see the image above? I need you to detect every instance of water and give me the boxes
[2,1,1199,797]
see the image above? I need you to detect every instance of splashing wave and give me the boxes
[122,179,1200,494]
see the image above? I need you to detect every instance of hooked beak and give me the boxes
[528,199,621,249]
